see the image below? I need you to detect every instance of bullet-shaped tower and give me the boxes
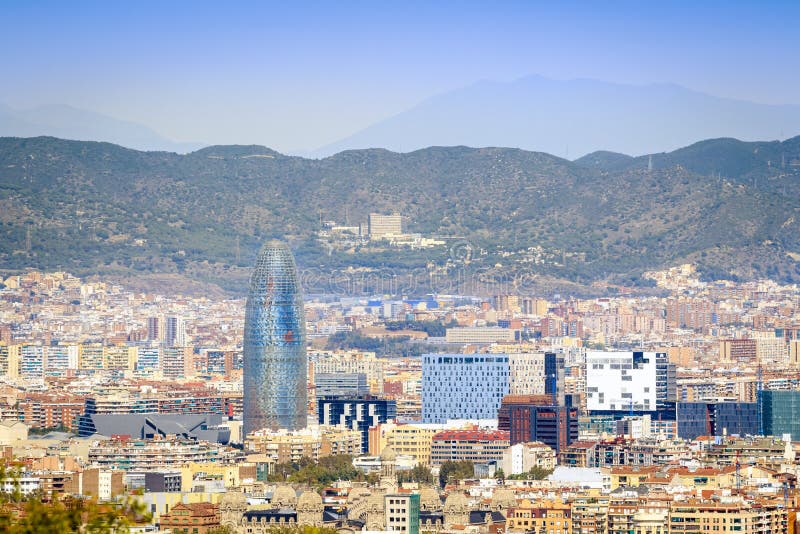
[243,240,307,434]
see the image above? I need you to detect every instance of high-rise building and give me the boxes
[499,395,579,454]
[165,316,186,347]
[318,396,397,453]
[676,401,759,440]
[384,494,420,534]
[585,351,675,417]
[146,316,165,343]
[243,240,307,434]
[422,354,510,423]
[19,344,44,380]
[507,352,564,399]
[759,390,800,441]
[160,347,190,379]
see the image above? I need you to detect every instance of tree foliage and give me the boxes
[397,465,435,485]
[438,461,475,488]
[0,462,148,533]
[505,466,554,481]
[268,455,366,488]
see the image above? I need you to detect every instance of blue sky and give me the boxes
[1,0,798,152]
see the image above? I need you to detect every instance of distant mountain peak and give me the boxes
[314,76,800,158]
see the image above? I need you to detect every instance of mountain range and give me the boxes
[315,76,800,157]
[1,135,799,296]
[3,77,799,159]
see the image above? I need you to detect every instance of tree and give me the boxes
[268,455,366,488]
[527,466,553,480]
[0,495,148,534]
[438,461,474,488]
[397,465,435,485]
[0,462,149,533]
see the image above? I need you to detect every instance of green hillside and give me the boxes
[1,136,800,296]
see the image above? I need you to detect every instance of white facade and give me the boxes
[384,494,418,533]
[422,354,509,423]
[98,470,113,501]
[586,351,661,412]
[508,352,547,395]
[501,442,556,475]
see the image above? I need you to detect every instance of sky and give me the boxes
[1,0,798,153]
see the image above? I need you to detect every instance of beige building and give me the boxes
[369,421,443,467]
[668,500,786,534]
[0,421,28,444]
[508,352,549,396]
[368,213,403,238]
[506,499,571,534]
[245,425,362,463]
[445,327,516,344]
[0,344,20,378]
[754,336,787,364]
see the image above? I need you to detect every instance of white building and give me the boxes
[384,493,420,533]
[501,442,556,475]
[585,351,672,413]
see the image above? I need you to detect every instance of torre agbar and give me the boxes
[243,240,308,434]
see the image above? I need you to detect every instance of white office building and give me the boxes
[585,351,672,413]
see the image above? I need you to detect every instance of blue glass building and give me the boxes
[243,240,307,434]
[676,401,759,440]
[760,390,800,441]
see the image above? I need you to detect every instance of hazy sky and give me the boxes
[1,0,798,152]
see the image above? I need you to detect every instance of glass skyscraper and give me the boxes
[243,240,307,434]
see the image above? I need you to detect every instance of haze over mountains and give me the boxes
[3,76,799,158]
[1,134,799,296]
[0,103,203,154]
[316,76,800,158]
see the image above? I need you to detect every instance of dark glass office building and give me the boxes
[760,390,800,441]
[499,394,579,454]
[318,396,397,453]
[243,240,307,434]
[676,401,759,440]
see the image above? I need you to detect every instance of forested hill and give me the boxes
[1,135,799,296]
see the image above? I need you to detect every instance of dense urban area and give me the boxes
[2,259,800,532]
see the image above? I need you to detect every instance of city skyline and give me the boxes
[3,1,800,529]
